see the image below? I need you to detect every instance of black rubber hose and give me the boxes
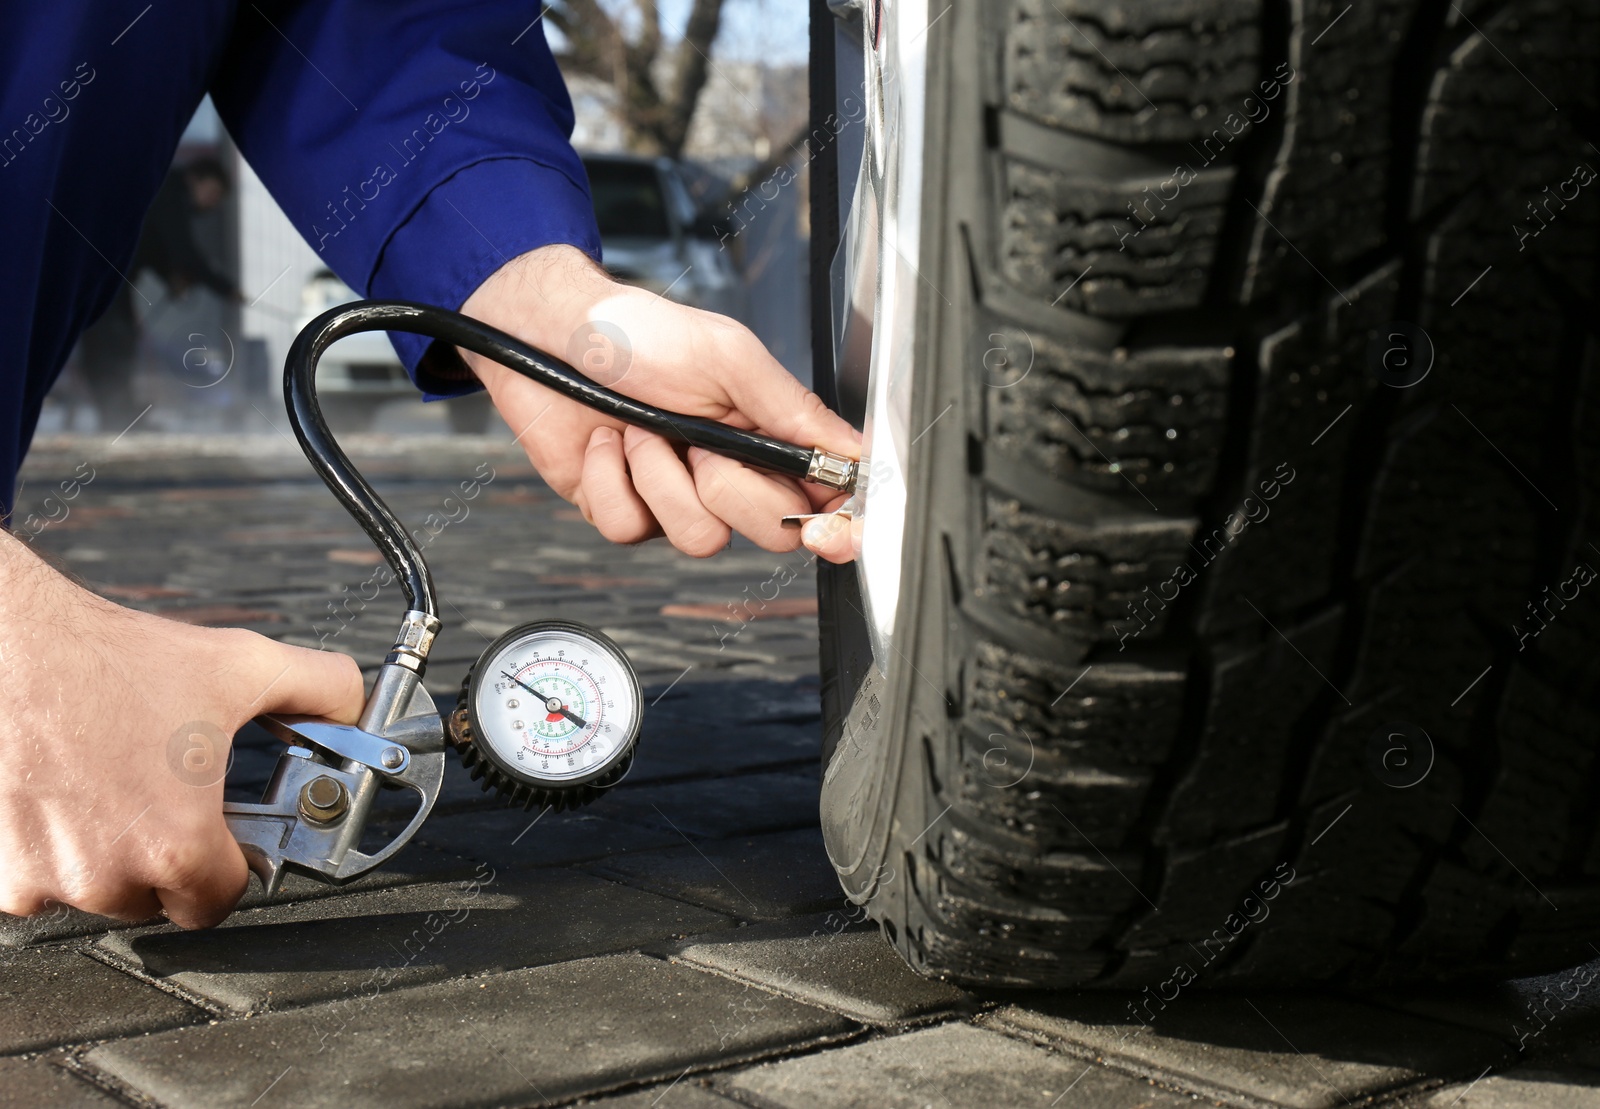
[284,300,820,619]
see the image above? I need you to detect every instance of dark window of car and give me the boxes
[584,160,671,239]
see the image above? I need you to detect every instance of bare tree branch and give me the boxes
[663,0,727,156]
[548,0,729,158]
[549,0,619,82]
[636,0,662,61]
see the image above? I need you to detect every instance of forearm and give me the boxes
[456,244,614,360]
[0,528,144,731]
[0,526,133,633]
[2,527,94,644]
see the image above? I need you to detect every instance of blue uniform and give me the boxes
[0,1,601,515]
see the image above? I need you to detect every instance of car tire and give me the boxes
[812,0,1600,988]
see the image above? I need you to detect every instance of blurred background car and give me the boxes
[585,153,744,318]
[299,152,744,433]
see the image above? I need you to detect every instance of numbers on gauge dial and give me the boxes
[474,630,635,783]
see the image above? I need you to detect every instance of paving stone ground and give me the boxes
[8,434,1600,1108]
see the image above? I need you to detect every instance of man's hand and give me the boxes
[0,532,364,928]
[458,245,859,562]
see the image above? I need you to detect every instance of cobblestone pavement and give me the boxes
[6,434,1600,1108]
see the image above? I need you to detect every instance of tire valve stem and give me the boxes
[782,451,861,528]
[806,449,858,492]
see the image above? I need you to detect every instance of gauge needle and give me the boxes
[501,670,541,699]
[541,694,588,730]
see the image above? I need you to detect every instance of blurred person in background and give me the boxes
[73,156,238,430]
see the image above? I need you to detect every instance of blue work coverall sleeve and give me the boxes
[210,2,601,395]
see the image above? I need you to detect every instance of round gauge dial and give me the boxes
[452,621,642,808]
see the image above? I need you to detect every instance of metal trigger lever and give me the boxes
[224,611,445,895]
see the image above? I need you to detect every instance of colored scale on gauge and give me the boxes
[465,621,642,788]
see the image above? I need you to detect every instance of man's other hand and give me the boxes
[459,245,860,563]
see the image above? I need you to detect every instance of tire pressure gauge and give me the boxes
[224,300,855,891]
[447,620,643,811]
